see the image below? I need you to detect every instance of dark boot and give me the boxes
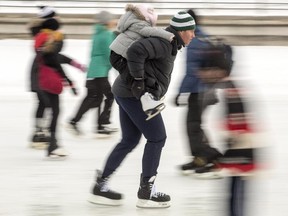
[136,175,170,208]
[88,170,123,206]
[47,133,68,158]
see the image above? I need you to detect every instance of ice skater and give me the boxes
[28,6,85,149]
[68,11,118,137]
[87,11,196,208]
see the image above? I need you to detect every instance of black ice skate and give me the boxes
[67,120,82,136]
[88,170,123,206]
[179,156,207,175]
[47,136,69,159]
[140,92,166,121]
[30,131,50,150]
[137,175,171,208]
[95,125,118,138]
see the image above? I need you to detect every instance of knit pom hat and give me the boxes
[135,4,158,26]
[38,6,56,18]
[170,11,196,31]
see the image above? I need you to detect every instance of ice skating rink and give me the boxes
[0,39,287,216]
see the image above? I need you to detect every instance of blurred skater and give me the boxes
[28,6,85,149]
[68,11,117,137]
[176,9,233,177]
[34,17,80,157]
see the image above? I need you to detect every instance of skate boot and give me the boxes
[179,157,207,175]
[140,92,166,121]
[102,125,118,133]
[95,125,118,138]
[136,175,171,208]
[67,120,82,136]
[88,170,123,206]
[193,162,223,179]
[30,131,50,150]
[47,135,68,159]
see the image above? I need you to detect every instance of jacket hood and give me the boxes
[117,4,147,33]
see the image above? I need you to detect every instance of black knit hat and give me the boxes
[38,6,56,18]
[41,18,60,30]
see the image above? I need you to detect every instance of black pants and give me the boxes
[186,92,221,161]
[43,92,59,134]
[229,176,246,216]
[34,90,51,131]
[72,77,114,127]
[102,96,166,179]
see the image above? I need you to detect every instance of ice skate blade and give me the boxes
[180,169,195,176]
[46,148,69,160]
[88,194,123,206]
[30,142,48,150]
[136,199,171,208]
[193,171,223,179]
[145,104,166,121]
[94,133,113,139]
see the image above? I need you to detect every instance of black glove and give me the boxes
[131,78,145,99]
[174,94,180,106]
[65,77,78,96]
[70,85,78,95]
[174,93,189,106]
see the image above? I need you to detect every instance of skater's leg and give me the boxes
[229,176,245,216]
[72,88,103,122]
[102,99,142,178]
[98,78,114,126]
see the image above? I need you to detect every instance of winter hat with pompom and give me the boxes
[170,11,196,31]
[38,6,56,18]
[135,4,158,26]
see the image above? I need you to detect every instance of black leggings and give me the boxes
[42,92,59,134]
[35,90,50,119]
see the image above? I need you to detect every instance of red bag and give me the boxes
[39,64,63,94]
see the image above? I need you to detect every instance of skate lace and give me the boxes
[100,181,110,192]
[150,184,166,198]
[100,180,118,194]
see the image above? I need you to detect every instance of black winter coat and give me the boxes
[111,26,184,100]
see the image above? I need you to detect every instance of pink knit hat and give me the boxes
[135,4,158,26]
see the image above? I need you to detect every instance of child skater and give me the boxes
[109,3,176,120]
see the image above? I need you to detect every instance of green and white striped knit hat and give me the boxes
[170,11,196,31]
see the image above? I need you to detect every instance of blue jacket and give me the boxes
[179,27,210,93]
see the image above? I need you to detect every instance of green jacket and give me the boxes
[87,24,115,78]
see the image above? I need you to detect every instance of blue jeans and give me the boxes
[102,96,167,179]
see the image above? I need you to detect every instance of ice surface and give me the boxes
[0,39,287,215]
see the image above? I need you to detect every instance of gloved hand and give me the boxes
[71,60,86,72]
[174,94,180,106]
[65,77,78,95]
[174,93,189,106]
[131,78,145,99]
[70,83,78,96]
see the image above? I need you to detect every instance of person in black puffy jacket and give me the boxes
[88,11,196,208]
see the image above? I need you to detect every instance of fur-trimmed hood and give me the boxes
[117,4,157,33]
